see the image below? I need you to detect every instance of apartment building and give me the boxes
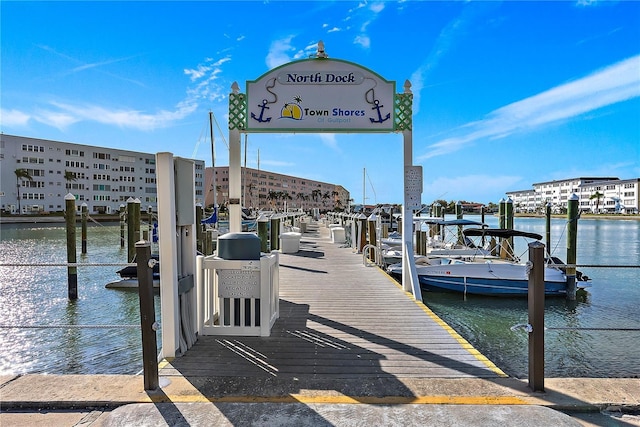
[204,166,350,212]
[506,177,639,214]
[1,134,205,214]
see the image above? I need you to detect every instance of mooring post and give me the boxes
[456,201,463,245]
[135,240,159,391]
[566,194,579,301]
[545,202,552,254]
[505,197,514,258]
[480,205,486,247]
[358,213,368,253]
[498,198,506,229]
[64,193,78,300]
[270,214,281,251]
[258,214,269,252]
[127,198,141,262]
[81,202,88,255]
[528,240,545,392]
[119,204,126,248]
[433,202,442,239]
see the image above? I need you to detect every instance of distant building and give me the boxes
[506,177,639,214]
[1,134,205,214]
[204,166,350,212]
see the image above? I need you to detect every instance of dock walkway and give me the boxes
[159,220,503,397]
[2,220,639,426]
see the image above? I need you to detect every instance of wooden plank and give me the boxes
[161,221,501,382]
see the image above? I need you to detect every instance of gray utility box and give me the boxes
[218,232,261,260]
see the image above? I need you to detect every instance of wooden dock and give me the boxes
[159,221,505,398]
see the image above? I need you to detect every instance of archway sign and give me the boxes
[227,42,422,301]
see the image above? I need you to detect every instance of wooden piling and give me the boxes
[545,203,552,253]
[456,201,463,245]
[358,214,367,254]
[566,194,579,301]
[81,202,88,255]
[480,205,486,247]
[127,198,141,263]
[270,216,280,251]
[505,197,514,257]
[64,193,78,300]
[258,215,269,252]
[528,241,545,392]
[135,240,159,391]
[119,204,126,248]
[498,198,506,229]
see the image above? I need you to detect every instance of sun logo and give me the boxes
[280,96,304,120]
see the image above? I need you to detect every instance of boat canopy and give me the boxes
[463,228,543,240]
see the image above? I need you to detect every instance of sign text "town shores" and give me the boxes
[277,71,365,85]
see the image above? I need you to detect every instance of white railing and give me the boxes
[196,253,279,337]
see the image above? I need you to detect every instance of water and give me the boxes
[1,217,638,378]
[421,215,640,378]
[0,222,161,375]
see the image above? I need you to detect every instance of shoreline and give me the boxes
[2,212,639,224]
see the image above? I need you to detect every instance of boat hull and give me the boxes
[416,261,568,297]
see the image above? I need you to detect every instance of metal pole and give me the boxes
[136,241,159,391]
[566,194,579,301]
[65,194,78,300]
[528,241,545,392]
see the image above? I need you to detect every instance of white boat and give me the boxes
[387,228,590,297]
[106,254,160,289]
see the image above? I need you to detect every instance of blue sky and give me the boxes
[2,0,639,205]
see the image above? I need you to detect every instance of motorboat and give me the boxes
[387,228,590,297]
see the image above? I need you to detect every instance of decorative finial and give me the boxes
[316,40,328,58]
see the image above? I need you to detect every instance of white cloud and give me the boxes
[34,109,80,130]
[318,133,341,153]
[354,35,370,49]
[419,55,640,161]
[266,36,296,69]
[0,109,31,127]
[47,100,198,131]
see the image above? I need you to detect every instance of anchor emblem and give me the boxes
[250,78,278,124]
[251,99,272,123]
[369,99,390,124]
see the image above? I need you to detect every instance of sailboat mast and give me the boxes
[363,167,366,207]
[209,111,216,210]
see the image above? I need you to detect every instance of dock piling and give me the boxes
[135,240,159,391]
[81,202,88,255]
[127,198,141,262]
[528,241,545,392]
[64,193,78,300]
[566,194,579,301]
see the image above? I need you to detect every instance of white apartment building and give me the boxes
[506,177,639,214]
[1,134,205,214]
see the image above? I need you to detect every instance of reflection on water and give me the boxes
[0,223,161,375]
[1,217,639,377]
[421,216,640,378]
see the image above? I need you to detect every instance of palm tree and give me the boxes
[322,191,331,209]
[14,168,33,214]
[589,191,604,213]
[64,170,77,189]
[267,190,279,210]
